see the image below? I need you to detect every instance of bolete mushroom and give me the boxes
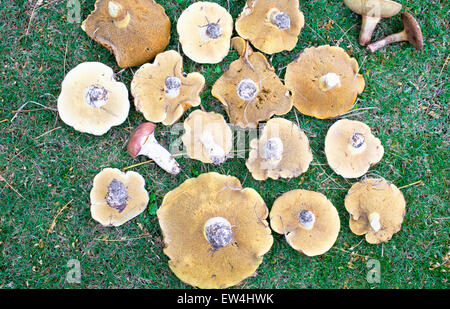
[181,110,233,165]
[90,168,149,227]
[131,50,205,126]
[285,45,365,119]
[177,1,233,64]
[270,189,340,256]
[128,122,181,175]
[57,62,129,136]
[367,12,423,53]
[246,118,313,181]
[235,0,305,54]
[325,119,384,178]
[157,172,273,289]
[81,0,171,68]
[344,0,402,46]
[345,178,406,244]
[212,37,293,128]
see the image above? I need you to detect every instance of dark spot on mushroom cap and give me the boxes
[106,179,128,212]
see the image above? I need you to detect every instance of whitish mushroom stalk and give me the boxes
[204,217,234,251]
[350,132,366,151]
[298,210,315,230]
[268,8,291,30]
[368,212,381,232]
[199,132,226,165]
[200,17,223,41]
[237,78,258,101]
[137,133,180,175]
[108,1,130,28]
[83,85,109,108]
[164,76,182,98]
[261,138,283,163]
[105,178,129,212]
[318,73,341,91]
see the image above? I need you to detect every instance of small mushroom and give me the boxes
[246,118,313,181]
[367,12,423,53]
[57,62,130,135]
[90,168,149,227]
[177,1,233,64]
[81,0,171,68]
[345,178,406,244]
[157,172,273,289]
[127,122,181,175]
[344,0,402,46]
[235,0,305,54]
[131,50,205,126]
[285,45,365,119]
[270,189,340,256]
[181,110,233,165]
[325,119,384,178]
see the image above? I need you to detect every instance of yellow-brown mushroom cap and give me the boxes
[345,178,406,244]
[235,0,305,54]
[344,0,402,18]
[285,45,365,119]
[157,172,273,289]
[246,118,312,181]
[90,168,149,227]
[270,190,340,256]
[325,119,384,178]
[131,50,205,126]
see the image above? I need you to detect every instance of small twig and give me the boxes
[93,235,152,242]
[10,101,57,122]
[398,180,422,190]
[122,160,153,171]
[0,174,25,199]
[35,126,61,139]
[47,199,73,237]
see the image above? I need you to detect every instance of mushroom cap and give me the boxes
[90,168,149,227]
[401,12,423,50]
[270,190,340,256]
[57,62,130,136]
[246,118,313,180]
[131,50,205,125]
[181,110,233,164]
[127,122,156,158]
[212,37,293,128]
[235,0,305,54]
[325,119,384,178]
[345,178,406,244]
[343,0,402,18]
[177,2,233,64]
[285,45,365,119]
[81,0,171,68]
[157,172,273,289]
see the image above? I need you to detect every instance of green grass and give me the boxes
[0,0,448,289]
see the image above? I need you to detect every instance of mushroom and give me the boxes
[157,172,273,289]
[325,119,384,178]
[181,110,233,165]
[246,118,313,181]
[57,62,130,136]
[367,12,423,53]
[285,45,365,119]
[177,1,233,64]
[270,189,340,256]
[127,122,181,175]
[235,0,305,54]
[131,50,205,126]
[343,0,402,46]
[212,37,293,128]
[81,0,171,68]
[90,168,149,227]
[345,178,406,244]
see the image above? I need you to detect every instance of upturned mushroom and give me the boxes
[285,45,365,119]
[157,172,273,289]
[345,178,406,244]
[177,1,233,64]
[90,168,149,227]
[235,0,305,54]
[325,119,384,178]
[131,50,205,126]
[246,118,313,181]
[128,122,181,175]
[57,62,129,135]
[81,0,171,68]
[270,189,340,256]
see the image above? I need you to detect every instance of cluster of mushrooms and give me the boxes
[56,0,418,289]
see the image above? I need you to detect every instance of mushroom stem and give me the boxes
[298,210,315,230]
[367,31,407,53]
[108,1,130,28]
[269,10,291,30]
[138,133,181,175]
[318,73,341,91]
[204,217,233,250]
[359,15,381,46]
[262,137,283,163]
[368,212,381,232]
[200,132,226,165]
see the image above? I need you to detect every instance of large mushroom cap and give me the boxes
[345,178,406,244]
[157,172,273,289]
[325,119,384,178]
[235,0,305,54]
[131,50,205,126]
[270,190,340,256]
[90,168,149,227]
[57,62,130,135]
[344,0,402,18]
[285,45,365,119]
[246,118,313,181]
[81,0,171,68]
[402,12,424,50]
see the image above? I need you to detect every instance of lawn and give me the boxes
[0,0,448,289]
